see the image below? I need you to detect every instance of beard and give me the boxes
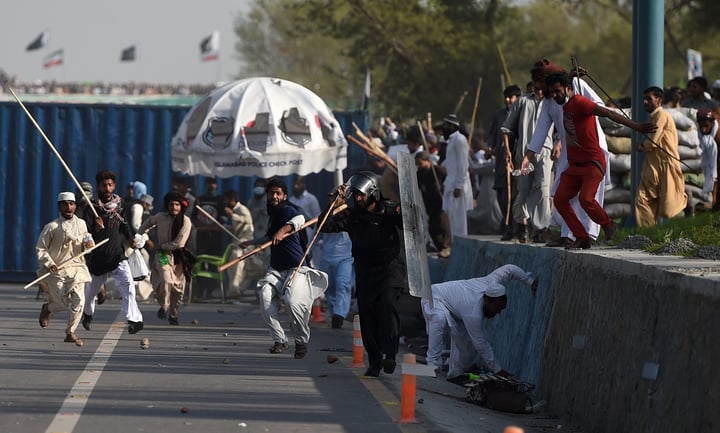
[482,304,497,318]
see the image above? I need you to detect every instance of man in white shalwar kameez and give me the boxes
[421,264,537,381]
[441,114,473,237]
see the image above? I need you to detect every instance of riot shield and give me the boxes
[397,152,433,306]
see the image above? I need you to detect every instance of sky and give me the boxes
[1,0,253,85]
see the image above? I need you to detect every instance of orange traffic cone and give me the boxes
[310,298,325,323]
[399,353,417,423]
[351,314,365,368]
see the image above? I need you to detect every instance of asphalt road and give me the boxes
[0,284,577,433]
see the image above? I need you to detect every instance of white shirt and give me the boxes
[430,265,535,372]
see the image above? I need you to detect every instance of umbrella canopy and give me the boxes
[171,77,348,178]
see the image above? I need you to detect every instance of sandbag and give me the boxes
[680,157,702,174]
[667,107,697,131]
[678,145,701,160]
[606,136,632,154]
[684,173,705,188]
[604,202,632,218]
[609,153,631,173]
[685,183,705,199]
[678,129,700,148]
[604,187,632,205]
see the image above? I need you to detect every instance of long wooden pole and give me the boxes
[24,238,109,289]
[347,135,397,172]
[496,43,512,85]
[217,204,348,272]
[453,91,468,115]
[468,77,483,138]
[195,205,243,243]
[9,88,101,223]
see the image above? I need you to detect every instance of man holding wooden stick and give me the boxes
[239,177,323,359]
[36,192,94,347]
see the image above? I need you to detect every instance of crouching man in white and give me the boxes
[421,264,537,382]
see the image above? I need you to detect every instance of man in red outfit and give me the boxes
[521,72,656,249]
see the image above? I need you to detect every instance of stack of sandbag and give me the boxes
[599,106,705,217]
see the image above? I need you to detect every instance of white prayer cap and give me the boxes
[484,282,506,298]
[57,192,76,203]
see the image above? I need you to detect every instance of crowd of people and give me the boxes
[32,59,720,391]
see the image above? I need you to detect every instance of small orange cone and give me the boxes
[399,353,417,423]
[351,314,365,368]
[310,298,325,323]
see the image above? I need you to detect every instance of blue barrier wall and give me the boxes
[0,101,367,280]
[430,236,719,433]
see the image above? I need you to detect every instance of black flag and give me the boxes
[26,32,48,51]
[121,45,136,62]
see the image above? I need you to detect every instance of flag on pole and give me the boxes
[361,69,371,111]
[26,31,49,51]
[687,48,703,80]
[120,45,136,62]
[200,31,220,62]
[43,49,64,68]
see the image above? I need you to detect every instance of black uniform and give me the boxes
[322,201,405,373]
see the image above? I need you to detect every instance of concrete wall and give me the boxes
[430,236,719,433]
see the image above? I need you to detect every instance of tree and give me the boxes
[233,0,720,133]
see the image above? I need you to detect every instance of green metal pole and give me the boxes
[629,0,664,227]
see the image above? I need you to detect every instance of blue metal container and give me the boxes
[0,101,367,280]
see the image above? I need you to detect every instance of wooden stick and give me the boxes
[283,194,342,290]
[196,205,243,243]
[347,134,398,172]
[453,91,468,115]
[24,238,109,289]
[496,43,512,85]
[352,121,384,154]
[9,88,100,223]
[217,204,348,272]
[468,77,483,138]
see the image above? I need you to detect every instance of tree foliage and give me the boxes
[233,0,720,135]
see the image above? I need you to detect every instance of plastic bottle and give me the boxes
[511,162,535,177]
[159,251,170,266]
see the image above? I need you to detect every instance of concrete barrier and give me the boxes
[430,236,720,433]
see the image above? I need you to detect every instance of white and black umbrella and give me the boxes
[171,77,348,178]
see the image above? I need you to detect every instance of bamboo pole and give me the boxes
[496,43,512,85]
[468,77,483,138]
[347,135,397,172]
[9,88,102,225]
[24,238,109,289]
[196,205,242,243]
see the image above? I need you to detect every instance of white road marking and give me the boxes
[45,313,125,433]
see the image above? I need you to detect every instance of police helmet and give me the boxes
[346,171,381,202]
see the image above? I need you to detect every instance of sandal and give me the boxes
[269,342,288,354]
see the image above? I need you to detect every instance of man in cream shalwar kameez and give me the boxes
[635,87,687,227]
[37,192,93,347]
[139,192,193,324]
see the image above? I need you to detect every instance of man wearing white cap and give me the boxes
[421,264,537,382]
[441,114,473,238]
[36,192,95,347]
